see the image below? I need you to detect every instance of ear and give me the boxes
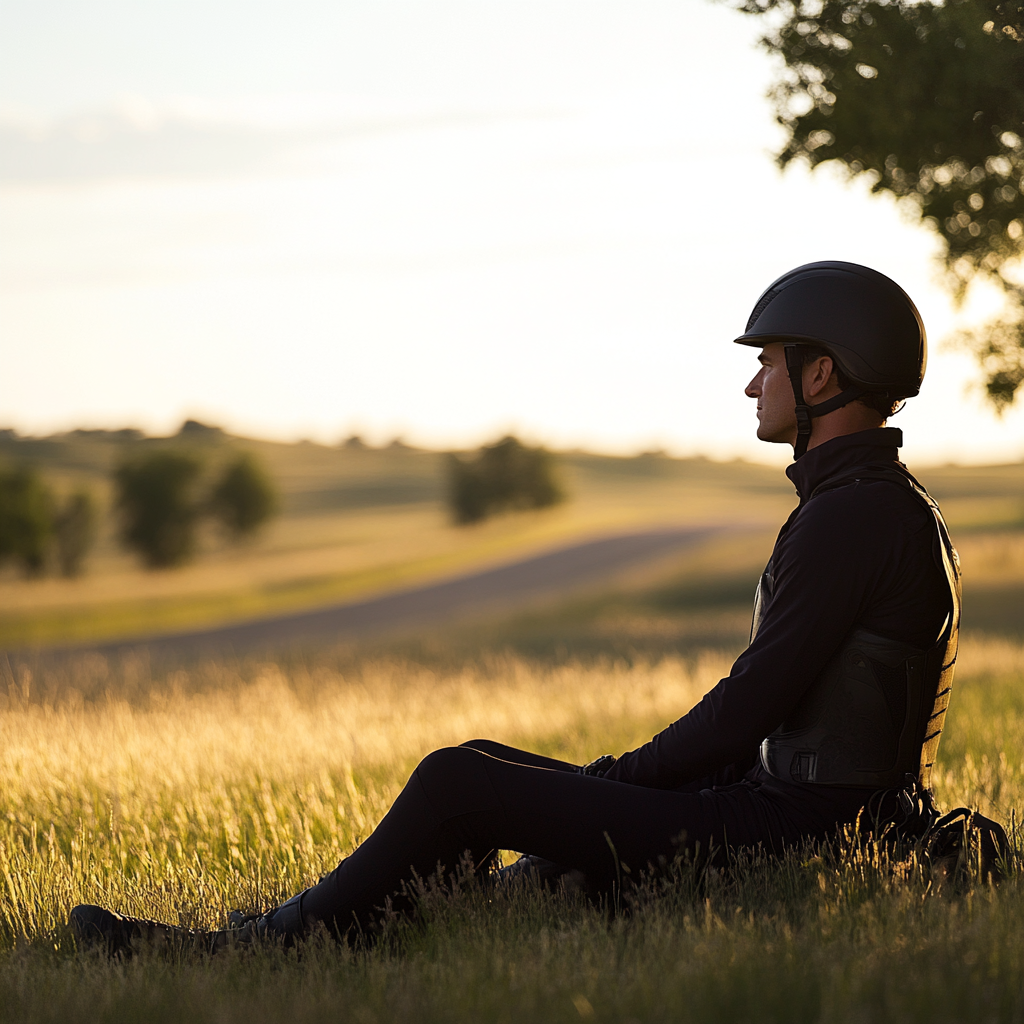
[804,356,836,398]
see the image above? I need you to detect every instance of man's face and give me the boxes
[745,342,796,444]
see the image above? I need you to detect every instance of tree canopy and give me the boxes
[447,436,563,525]
[209,454,278,540]
[0,467,54,576]
[115,452,203,568]
[733,0,1024,407]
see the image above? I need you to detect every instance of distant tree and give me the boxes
[54,490,99,577]
[115,452,203,568]
[448,455,491,524]
[208,454,278,540]
[70,427,144,441]
[0,467,55,576]
[447,436,564,524]
[732,0,1024,407]
[178,418,224,439]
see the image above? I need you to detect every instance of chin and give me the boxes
[756,425,790,445]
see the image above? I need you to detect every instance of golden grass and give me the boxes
[955,633,1024,676]
[956,531,1024,583]
[0,633,1023,1022]
[0,648,729,940]
[0,633,1019,947]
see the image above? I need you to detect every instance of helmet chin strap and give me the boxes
[784,345,866,459]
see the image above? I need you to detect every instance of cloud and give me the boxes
[1,116,280,182]
[0,97,560,183]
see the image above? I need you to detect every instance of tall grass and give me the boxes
[0,636,1022,1022]
[0,650,725,941]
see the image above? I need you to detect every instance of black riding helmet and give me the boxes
[734,261,927,457]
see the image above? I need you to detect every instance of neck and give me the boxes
[802,404,885,453]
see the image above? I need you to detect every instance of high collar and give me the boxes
[786,427,903,503]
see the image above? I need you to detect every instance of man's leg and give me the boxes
[299,744,774,938]
[458,738,579,772]
[70,744,783,951]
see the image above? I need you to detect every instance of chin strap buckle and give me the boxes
[785,345,813,458]
[793,403,813,440]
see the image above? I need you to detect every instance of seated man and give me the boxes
[72,260,960,952]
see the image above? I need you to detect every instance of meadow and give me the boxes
[0,429,795,648]
[3,426,1024,648]
[3,436,1024,1021]
[1,621,1024,1022]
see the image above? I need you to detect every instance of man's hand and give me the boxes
[578,754,616,777]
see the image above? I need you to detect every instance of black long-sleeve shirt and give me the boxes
[605,427,950,793]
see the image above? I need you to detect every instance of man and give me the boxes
[72,261,960,953]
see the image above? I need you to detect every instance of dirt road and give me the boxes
[79,526,715,659]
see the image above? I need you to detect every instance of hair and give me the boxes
[800,346,902,419]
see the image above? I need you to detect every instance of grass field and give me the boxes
[3,425,1024,648]
[0,429,796,647]
[3,432,1024,1021]
[2,617,1024,1023]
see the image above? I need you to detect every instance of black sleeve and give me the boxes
[604,487,895,789]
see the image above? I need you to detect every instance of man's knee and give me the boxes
[416,746,480,786]
[415,746,495,819]
[460,738,501,756]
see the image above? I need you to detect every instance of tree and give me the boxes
[447,454,491,524]
[0,467,54,576]
[54,490,99,577]
[208,454,278,540]
[115,452,203,568]
[733,0,1024,406]
[447,436,564,524]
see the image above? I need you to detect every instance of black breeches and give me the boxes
[300,740,791,937]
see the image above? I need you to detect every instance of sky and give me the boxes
[2,0,1022,466]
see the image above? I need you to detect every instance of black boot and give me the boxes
[69,890,309,957]
[68,904,225,956]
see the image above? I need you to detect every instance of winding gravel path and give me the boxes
[69,526,717,659]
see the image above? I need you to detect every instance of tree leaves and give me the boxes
[733,0,1024,407]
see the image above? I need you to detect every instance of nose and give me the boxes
[745,370,763,399]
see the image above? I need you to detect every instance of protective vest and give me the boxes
[754,466,961,791]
